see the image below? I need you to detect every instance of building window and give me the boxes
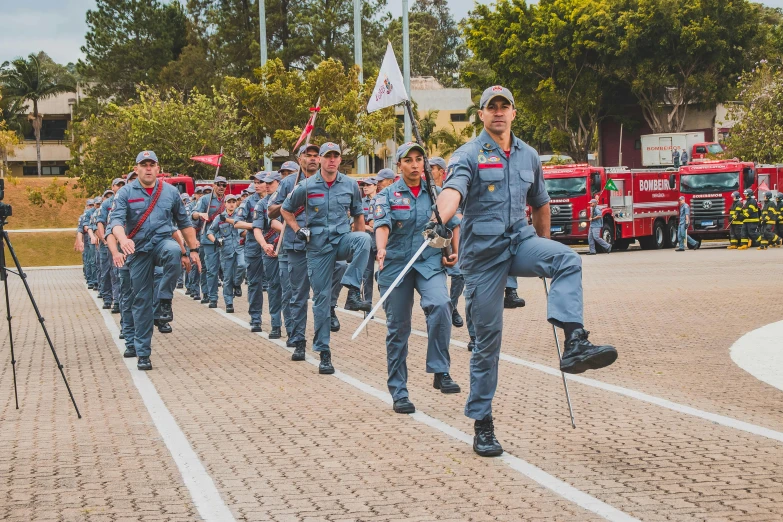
[23,119,68,141]
[450,113,468,122]
[22,165,69,176]
[634,139,641,150]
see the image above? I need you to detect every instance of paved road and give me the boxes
[2,246,782,521]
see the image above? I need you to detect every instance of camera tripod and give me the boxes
[1,217,81,418]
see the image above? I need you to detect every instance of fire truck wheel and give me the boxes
[665,220,678,248]
[640,221,666,250]
[600,223,614,251]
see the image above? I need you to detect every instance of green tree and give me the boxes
[463,0,612,162]
[607,0,760,133]
[1,53,76,176]
[79,0,187,101]
[725,61,783,163]
[68,87,254,194]
[224,58,397,165]
[0,93,21,178]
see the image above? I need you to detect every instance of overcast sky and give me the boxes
[2,0,783,65]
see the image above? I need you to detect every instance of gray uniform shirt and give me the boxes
[108,179,191,253]
[282,171,364,253]
[443,129,549,274]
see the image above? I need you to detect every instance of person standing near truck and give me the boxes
[587,199,611,255]
[676,196,700,251]
[673,149,681,169]
[738,188,760,250]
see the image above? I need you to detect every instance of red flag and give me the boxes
[190,154,223,167]
[292,106,321,153]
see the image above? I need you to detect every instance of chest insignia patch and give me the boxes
[374,205,385,218]
[314,207,319,212]
[488,185,495,192]
[394,191,401,197]
[488,156,500,163]
[403,198,410,205]
[478,154,488,163]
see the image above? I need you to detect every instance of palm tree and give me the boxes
[1,53,75,176]
[432,123,468,157]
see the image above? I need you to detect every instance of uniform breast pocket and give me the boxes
[390,206,411,222]
[219,223,232,236]
[337,194,352,211]
[307,194,325,207]
[478,167,505,202]
[129,201,146,215]
[519,169,534,192]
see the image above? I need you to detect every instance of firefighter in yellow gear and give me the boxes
[727,190,743,249]
[758,191,781,249]
[738,188,759,250]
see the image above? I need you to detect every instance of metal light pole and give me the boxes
[354,0,368,174]
[259,0,273,170]
[402,0,412,142]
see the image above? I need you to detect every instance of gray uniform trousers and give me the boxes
[287,250,348,344]
[464,236,582,420]
[118,267,135,351]
[99,244,113,302]
[198,247,208,298]
[127,239,182,357]
[362,244,376,302]
[111,266,121,304]
[82,239,88,281]
[379,270,452,401]
[588,227,611,253]
[235,243,247,287]
[245,244,265,324]
[152,266,164,320]
[202,244,221,302]
[278,253,294,336]
[263,255,283,328]
[219,250,238,306]
[446,265,464,310]
[307,232,370,353]
[85,242,97,285]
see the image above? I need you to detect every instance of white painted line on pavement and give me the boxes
[187,290,638,522]
[89,292,236,522]
[731,320,783,393]
[334,306,783,444]
[6,228,77,233]
[24,265,83,271]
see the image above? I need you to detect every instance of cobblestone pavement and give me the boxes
[2,245,782,521]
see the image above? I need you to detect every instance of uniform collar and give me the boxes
[313,170,345,184]
[477,129,522,154]
[130,178,160,192]
[391,178,428,197]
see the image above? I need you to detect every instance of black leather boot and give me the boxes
[291,341,306,361]
[111,303,120,314]
[250,322,262,333]
[123,347,136,358]
[102,301,112,310]
[467,337,476,351]
[473,415,503,457]
[200,296,209,304]
[393,397,415,414]
[503,288,525,308]
[452,309,464,328]
[269,326,281,339]
[319,350,335,374]
[157,321,172,334]
[225,304,234,313]
[433,373,461,393]
[137,356,152,371]
[234,287,242,297]
[159,299,173,322]
[344,286,371,312]
[330,307,341,332]
[560,328,617,374]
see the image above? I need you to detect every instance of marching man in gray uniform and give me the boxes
[281,142,372,374]
[110,150,201,371]
[208,193,242,313]
[233,174,265,331]
[96,178,126,312]
[375,142,462,414]
[436,86,618,457]
[252,170,285,339]
[192,176,228,307]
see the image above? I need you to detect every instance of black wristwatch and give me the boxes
[181,252,187,257]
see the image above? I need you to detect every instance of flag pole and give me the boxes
[275,99,321,255]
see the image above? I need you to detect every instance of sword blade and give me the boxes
[352,240,431,339]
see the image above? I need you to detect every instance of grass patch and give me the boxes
[3,176,86,229]
[4,232,83,267]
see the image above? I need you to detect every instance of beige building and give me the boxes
[6,89,81,177]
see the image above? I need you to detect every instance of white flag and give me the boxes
[367,42,409,113]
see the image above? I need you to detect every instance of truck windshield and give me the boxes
[707,144,724,154]
[680,172,739,193]
[545,177,587,197]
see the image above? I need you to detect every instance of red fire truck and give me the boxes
[676,159,757,246]
[159,174,195,195]
[543,164,680,251]
[755,164,782,196]
[194,179,250,196]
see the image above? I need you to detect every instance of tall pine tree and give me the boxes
[78,0,187,100]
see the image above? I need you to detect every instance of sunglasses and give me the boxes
[216,182,227,187]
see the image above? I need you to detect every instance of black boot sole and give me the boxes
[433,380,461,394]
[561,346,618,374]
[473,441,503,457]
[319,365,335,375]
[269,331,281,339]
[330,325,340,332]
[393,403,415,414]
[251,326,262,333]
[123,351,136,358]
[291,352,306,362]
